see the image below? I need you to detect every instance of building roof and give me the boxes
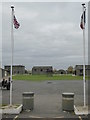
[33,66,52,68]
[75,65,90,70]
[58,69,66,71]
[4,65,25,67]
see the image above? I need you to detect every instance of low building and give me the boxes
[32,66,53,75]
[57,69,66,74]
[67,66,73,74]
[4,65,25,75]
[0,68,8,80]
[75,65,90,76]
[0,68,2,80]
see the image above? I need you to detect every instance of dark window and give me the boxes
[80,69,83,75]
[61,72,63,74]
[80,69,83,72]
[41,69,43,72]
[34,69,37,71]
[47,69,50,73]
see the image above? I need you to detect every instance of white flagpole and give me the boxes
[10,6,14,106]
[82,3,86,107]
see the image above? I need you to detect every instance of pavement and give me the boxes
[0,80,89,119]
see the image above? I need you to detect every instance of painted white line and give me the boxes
[13,115,18,120]
[54,116,64,118]
[29,115,64,118]
[29,115,43,118]
[79,116,82,120]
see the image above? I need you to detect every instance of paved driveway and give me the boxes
[1,80,88,119]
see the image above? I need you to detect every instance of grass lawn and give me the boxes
[13,74,88,81]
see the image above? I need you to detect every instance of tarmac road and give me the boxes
[1,80,89,119]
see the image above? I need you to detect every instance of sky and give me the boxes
[1,1,88,70]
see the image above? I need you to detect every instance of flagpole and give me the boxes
[10,6,14,106]
[82,3,86,107]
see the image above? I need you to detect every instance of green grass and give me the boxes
[12,74,88,81]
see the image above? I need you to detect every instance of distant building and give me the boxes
[0,68,8,80]
[75,65,90,76]
[32,66,53,75]
[67,66,73,74]
[0,68,2,80]
[57,69,66,74]
[4,65,25,75]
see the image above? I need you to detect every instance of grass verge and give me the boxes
[12,74,88,81]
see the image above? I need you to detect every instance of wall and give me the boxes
[32,66,53,75]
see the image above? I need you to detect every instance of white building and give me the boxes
[0,68,8,81]
[0,68,2,81]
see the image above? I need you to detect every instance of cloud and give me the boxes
[2,2,88,70]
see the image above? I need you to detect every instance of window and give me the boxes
[34,69,37,71]
[61,72,63,74]
[41,69,43,72]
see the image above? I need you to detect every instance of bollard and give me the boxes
[22,92,34,110]
[62,92,74,112]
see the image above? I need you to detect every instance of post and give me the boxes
[82,3,86,107]
[10,6,14,106]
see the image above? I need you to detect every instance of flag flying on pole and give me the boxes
[80,10,86,29]
[13,15,20,29]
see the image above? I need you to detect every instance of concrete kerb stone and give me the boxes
[74,105,89,115]
[0,104,23,114]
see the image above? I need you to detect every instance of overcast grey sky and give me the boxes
[1,2,88,70]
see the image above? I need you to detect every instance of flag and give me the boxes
[13,15,20,29]
[80,10,86,29]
